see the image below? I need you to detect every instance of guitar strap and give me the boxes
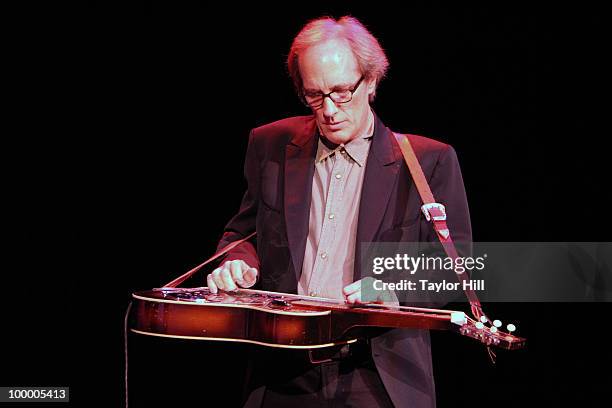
[393,133,488,322]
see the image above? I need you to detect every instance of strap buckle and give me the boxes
[421,203,447,222]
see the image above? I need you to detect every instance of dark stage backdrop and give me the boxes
[4,3,610,407]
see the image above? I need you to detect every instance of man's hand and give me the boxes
[206,260,258,294]
[343,277,399,306]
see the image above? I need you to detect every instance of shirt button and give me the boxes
[328,214,335,219]
[335,173,342,179]
[309,290,318,297]
[321,252,328,259]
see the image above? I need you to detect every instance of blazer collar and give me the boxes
[354,112,403,280]
[284,117,317,281]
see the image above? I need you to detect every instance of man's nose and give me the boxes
[322,96,338,118]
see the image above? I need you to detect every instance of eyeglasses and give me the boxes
[302,75,364,108]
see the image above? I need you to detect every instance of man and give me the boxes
[207,16,471,408]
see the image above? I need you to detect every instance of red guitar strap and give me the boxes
[393,133,487,322]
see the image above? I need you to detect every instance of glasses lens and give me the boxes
[305,95,323,107]
[330,90,352,103]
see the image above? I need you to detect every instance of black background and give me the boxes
[3,2,611,407]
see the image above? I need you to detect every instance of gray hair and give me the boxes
[287,16,389,102]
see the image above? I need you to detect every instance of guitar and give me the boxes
[129,287,526,350]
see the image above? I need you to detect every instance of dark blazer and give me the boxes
[217,112,472,408]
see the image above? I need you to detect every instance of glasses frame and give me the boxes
[302,75,365,108]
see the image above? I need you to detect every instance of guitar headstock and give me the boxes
[450,312,526,350]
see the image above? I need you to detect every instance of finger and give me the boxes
[381,289,400,306]
[343,280,361,296]
[211,268,225,291]
[229,260,246,286]
[242,268,258,287]
[220,268,237,291]
[206,274,218,294]
[346,291,362,304]
[240,260,255,279]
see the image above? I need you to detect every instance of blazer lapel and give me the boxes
[284,117,318,281]
[355,114,402,279]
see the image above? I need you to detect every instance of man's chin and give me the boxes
[322,128,353,145]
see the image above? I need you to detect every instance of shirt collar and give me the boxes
[315,110,374,167]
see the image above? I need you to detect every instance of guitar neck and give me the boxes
[292,299,461,332]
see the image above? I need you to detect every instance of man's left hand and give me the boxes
[342,277,400,306]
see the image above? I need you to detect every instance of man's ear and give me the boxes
[366,78,377,96]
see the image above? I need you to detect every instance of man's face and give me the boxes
[299,39,376,145]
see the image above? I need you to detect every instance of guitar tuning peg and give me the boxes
[490,326,498,333]
[479,316,488,324]
[475,321,485,330]
[507,324,516,333]
[493,319,502,328]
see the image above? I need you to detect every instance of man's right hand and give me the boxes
[206,260,258,294]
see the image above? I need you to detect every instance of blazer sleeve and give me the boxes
[215,129,261,270]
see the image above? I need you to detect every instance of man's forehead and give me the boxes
[303,42,353,64]
[315,47,346,66]
[299,39,360,90]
